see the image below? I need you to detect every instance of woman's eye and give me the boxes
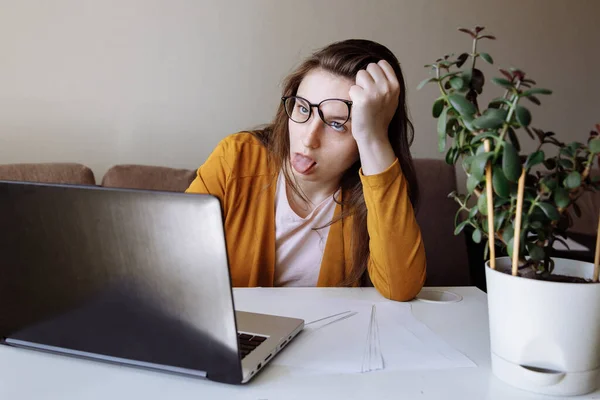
[329,122,346,132]
[297,105,309,115]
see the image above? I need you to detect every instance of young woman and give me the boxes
[186,39,426,301]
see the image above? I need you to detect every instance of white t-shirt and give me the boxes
[274,172,339,287]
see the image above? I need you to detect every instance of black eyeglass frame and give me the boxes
[281,96,353,127]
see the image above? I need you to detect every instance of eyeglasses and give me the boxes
[281,96,352,129]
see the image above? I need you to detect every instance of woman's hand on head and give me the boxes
[348,60,400,145]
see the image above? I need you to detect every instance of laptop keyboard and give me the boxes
[237,333,268,359]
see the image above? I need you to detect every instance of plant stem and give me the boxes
[470,38,478,71]
[527,194,541,217]
[435,66,449,98]
[492,94,519,160]
[535,140,545,152]
[582,152,595,181]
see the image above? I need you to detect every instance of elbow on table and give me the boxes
[376,265,427,302]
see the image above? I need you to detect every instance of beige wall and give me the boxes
[0,0,598,183]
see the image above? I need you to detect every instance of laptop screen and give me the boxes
[0,181,242,383]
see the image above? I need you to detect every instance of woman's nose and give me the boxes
[301,115,322,149]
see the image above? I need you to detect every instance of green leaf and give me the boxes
[507,128,521,152]
[467,174,481,194]
[451,146,461,164]
[479,52,493,64]
[485,108,508,120]
[469,206,478,218]
[489,97,512,108]
[446,118,459,137]
[525,95,541,106]
[536,202,560,221]
[511,235,526,259]
[543,178,558,190]
[454,220,470,235]
[448,94,477,117]
[492,166,510,197]
[471,131,499,144]
[503,225,514,246]
[530,221,543,230]
[462,115,477,132]
[507,238,515,258]
[477,192,488,216]
[521,88,552,96]
[525,150,545,170]
[432,98,445,118]
[524,190,536,202]
[492,77,513,89]
[515,105,532,127]
[445,147,456,165]
[437,107,448,152]
[472,229,483,244]
[589,138,600,154]
[494,197,510,207]
[471,152,493,181]
[449,76,464,90]
[473,115,504,130]
[461,69,472,85]
[560,146,575,158]
[494,210,508,231]
[417,77,437,90]
[462,155,475,173]
[554,187,570,208]
[558,159,574,169]
[502,143,522,182]
[568,142,582,152]
[527,243,545,261]
[440,71,462,80]
[564,171,581,189]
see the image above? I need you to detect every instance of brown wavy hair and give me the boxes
[252,39,419,286]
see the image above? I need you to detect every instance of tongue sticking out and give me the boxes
[291,154,316,174]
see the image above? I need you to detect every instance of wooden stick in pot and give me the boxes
[594,214,599,283]
[512,170,526,276]
[484,140,496,270]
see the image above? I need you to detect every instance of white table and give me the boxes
[1,287,598,400]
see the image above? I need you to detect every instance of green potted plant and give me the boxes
[418,26,600,396]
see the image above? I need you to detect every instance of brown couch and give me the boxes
[0,163,96,186]
[0,160,478,287]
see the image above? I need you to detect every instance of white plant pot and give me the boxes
[485,257,600,397]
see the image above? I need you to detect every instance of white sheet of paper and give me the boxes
[233,289,475,375]
[375,302,475,370]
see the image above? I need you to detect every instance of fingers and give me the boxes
[366,63,388,86]
[377,60,400,89]
[355,69,374,89]
[356,61,400,95]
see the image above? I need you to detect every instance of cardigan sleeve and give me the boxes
[185,138,233,206]
[359,159,427,301]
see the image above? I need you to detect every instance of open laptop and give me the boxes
[0,180,303,384]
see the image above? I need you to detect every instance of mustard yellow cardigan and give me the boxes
[185,132,426,301]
